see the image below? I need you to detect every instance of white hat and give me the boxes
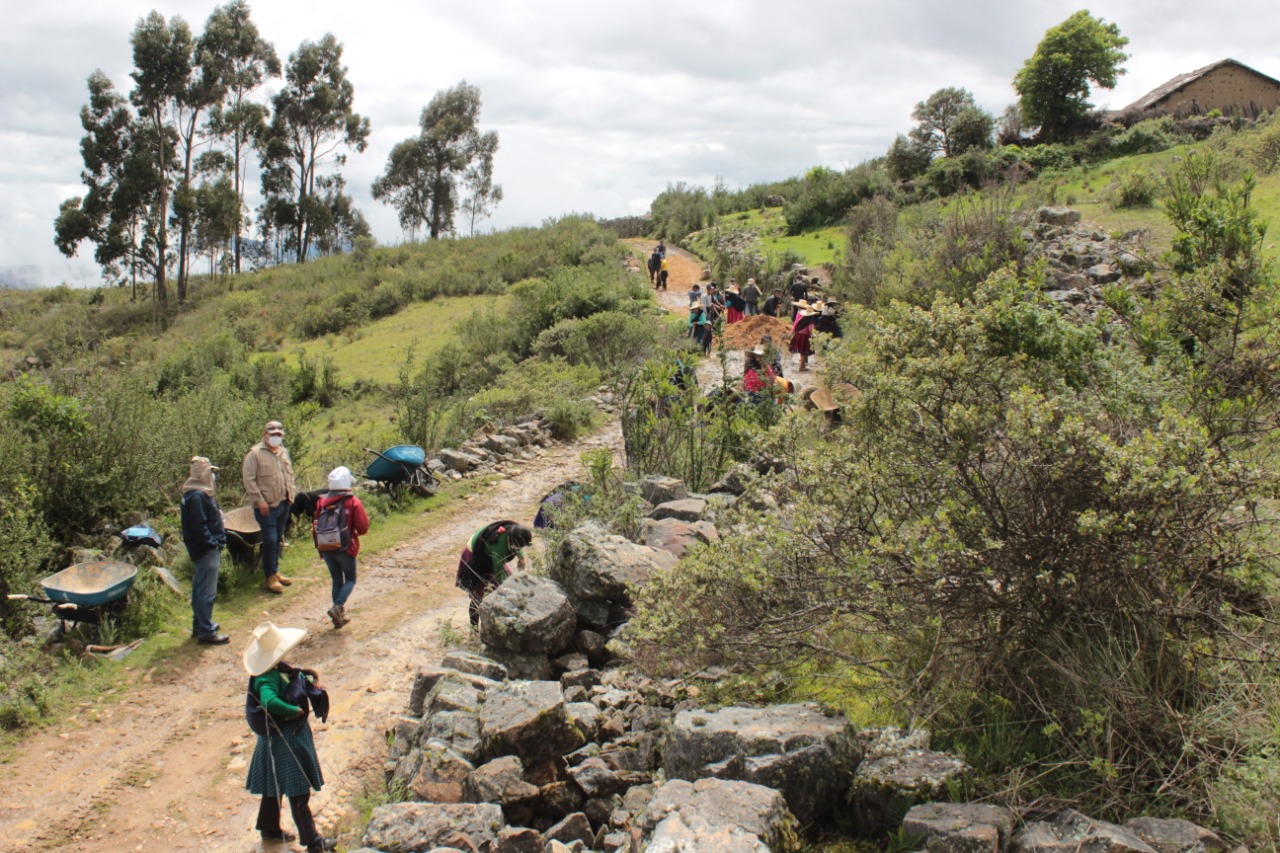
[328,466,353,491]
[242,621,307,675]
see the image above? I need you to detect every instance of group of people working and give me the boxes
[179,417,537,850]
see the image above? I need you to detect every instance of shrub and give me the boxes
[531,311,674,377]
[1106,170,1161,209]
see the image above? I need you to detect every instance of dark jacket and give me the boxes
[181,490,226,559]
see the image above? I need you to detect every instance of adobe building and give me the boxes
[1116,58,1280,123]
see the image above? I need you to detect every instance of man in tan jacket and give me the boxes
[242,420,296,593]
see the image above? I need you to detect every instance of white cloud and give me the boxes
[3,0,1280,285]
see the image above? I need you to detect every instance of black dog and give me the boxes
[287,489,326,534]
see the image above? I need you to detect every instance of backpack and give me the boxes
[312,496,352,552]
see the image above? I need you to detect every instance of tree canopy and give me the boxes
[373,81,500,240]
[1014,10,1129,142]
[909,87,994,157]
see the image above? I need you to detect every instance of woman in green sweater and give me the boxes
[242,622,335,852]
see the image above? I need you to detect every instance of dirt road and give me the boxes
[0,241,702,853]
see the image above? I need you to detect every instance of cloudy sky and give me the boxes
[3,0,1279,287]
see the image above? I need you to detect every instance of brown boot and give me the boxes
[265,575,285,594]
[275,573,292,586]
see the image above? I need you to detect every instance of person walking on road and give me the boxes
[243,622,336,853]
[243,420,296,594]
[180,456,229,645]
[313,466,370,629]
[454,521,533,627]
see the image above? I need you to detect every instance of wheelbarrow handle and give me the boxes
[6,594,30,601]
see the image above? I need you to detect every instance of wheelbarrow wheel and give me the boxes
[408,467,436,497]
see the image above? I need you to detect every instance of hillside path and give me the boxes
[0,429,621,853]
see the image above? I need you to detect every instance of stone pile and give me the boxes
[1024,207,1151,316]
[427,414,556,482]
[360,474,1228,853]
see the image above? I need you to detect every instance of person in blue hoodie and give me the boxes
[180,456,229,645]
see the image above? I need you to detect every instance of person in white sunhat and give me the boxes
[312,466,370,629]
[242,622,336,853]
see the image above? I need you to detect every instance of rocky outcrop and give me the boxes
[362,802,505,852]
[478,680,586,766]
[1011,810,1158,853]
[551,523,677,614]
[902,802,1018,853]
[479,574,577,657]
[663,703,859,826]
[641,778,800,853]
[636,517,719,558]
[1024,207,1152,317]
[1122,817,1227,853]
[849,728,969,835]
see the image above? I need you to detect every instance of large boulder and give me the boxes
[408,667,498,717]
[637,475,688,505]
[552,523,678,606]
[479,574,577,656]
[637,518,719,559]
[902,802,1017,853]
[438,448,482,473]
[663,703,858,826]
[1010,810,1158,853]
[1122,817,1227,853]
[362,802,505,852]
[850,747,969,836]
[466,755,539,806]
[641,778,800,852]
[478,680,587,766]
[392,740,474,803]
[648,498,707,522]
[440,650,510,682]
[419,709,483,764]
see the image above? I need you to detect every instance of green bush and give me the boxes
[1106,170,1161,209]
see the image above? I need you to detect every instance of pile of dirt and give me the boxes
[719,315,792,350]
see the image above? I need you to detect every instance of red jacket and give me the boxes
[315,493,370,556]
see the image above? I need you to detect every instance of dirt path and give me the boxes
[0,243,714,853]
[0,422,621,853]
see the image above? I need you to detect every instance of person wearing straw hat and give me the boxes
[314,466,370,629]
[789,301,818,371]
[243,622,335,852]
[180,456,228,645]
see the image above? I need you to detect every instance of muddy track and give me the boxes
[0,242,703,853]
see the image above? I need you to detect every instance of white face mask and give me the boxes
[266,434,284,448]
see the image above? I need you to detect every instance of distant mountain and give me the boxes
[0,262,102,290]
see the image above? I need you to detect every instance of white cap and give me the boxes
[328,466,353,491]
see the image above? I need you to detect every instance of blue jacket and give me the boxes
[181,490,226,558]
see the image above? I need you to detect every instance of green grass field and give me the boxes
[281,294,508,386]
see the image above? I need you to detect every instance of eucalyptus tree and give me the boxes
[54,71,168,301]
[129,10,197,305]
[373,81,500,240]
[259,34,369,263]
[198,0,279,273]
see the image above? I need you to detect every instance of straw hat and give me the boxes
[243,621,307,675]
[810,386,840,412]
[775,376,795,394]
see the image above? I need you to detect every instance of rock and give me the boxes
[1087,263,1122,283]
[648,498,708,522]
[709,464,754,496]
[479,574,577,656]
[466,755,539,806]
[484,649,555,681]
[420,710,484,765]
[440,651,510,682]
[561,668,603,691]
[553,653,590,674]
[572,632,607,667]
[636,518,719,558]
[551,523,678,606]
[902,802,1017,853]
[569,597,612,632]
[394,741,474,803]
[637,476,688,505]
[1123,817,1227,853]
[663,703,858,825]
[410,667,498,717]
[567,702,602,741]
[484,434,520,455]
[495,826,543,853]
[390,715,423,761]
[439,449,483,473]
[479,680,586,766]
[1038,207,1082,226]
[363,802,505,852]
[858,727,931,759]
[1012,812,1158,853]
[568,756,634,799]
[850,749,969,835]
[421,674,487,717]
[539,780,586,819]
[546,813,595,847]
[641,778,799,852]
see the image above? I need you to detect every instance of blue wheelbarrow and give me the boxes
[364,446,438,497]
[7,561,138,640]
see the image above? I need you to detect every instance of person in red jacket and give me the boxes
[314,466,370,629]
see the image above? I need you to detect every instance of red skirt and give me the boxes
[789,329,812,355]
[727,307,744,324]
